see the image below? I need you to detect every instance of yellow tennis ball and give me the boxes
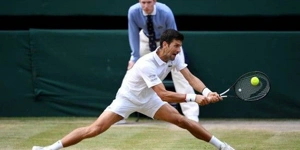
[251,76,260,86]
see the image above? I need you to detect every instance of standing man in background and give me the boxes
[127,0,200,122]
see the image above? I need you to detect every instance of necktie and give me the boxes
[147,15,157,51]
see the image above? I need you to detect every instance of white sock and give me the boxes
[47,140,63,150]
[209,136,224,149]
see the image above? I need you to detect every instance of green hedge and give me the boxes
[0,30,299,118]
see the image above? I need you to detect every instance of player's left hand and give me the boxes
[195,95,210,106]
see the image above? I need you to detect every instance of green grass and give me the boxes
[0,117,300,150]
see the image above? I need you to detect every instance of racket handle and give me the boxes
[221,95,227,98]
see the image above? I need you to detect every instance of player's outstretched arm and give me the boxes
[152,83,210,106]
[180,67,222,102]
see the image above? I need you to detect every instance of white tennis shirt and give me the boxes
[116,49,187,104]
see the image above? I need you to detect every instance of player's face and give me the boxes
[139,0,156,14]
[165,40,182,61]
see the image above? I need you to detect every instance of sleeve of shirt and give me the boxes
[138,63,162,88]
[165,8,178,30]
[128,8,140,62]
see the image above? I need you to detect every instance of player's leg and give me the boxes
[32,98,136,150]
[154,103,235,150]
[61,111,123,147]
[139,95,234,149]
[32,111,123,150]
[171,49,200,122]
[140,95,208,141]
[155,103,211,141]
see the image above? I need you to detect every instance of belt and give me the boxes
[143,31,160,41]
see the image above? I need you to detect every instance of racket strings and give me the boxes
[234,73,270,101]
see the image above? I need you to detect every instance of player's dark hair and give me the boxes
[159,29,184,46]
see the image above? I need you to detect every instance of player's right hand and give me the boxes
[207,92,223,103]
[195,95,210,106]
[127,60,135,70]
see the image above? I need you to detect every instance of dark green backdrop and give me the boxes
[1,0,299,118]
[1,30,299,118]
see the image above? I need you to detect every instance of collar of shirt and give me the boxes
[142,5,157,16]
[153,47,170,66]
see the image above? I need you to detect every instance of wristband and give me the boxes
[185,94,196,102]
[202,87,212,97]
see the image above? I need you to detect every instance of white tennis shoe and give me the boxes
[219,142,235,150]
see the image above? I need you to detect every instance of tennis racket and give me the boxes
[220,71,270,101]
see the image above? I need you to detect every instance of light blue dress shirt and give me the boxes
[128,2,177,62]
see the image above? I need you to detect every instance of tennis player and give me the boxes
[127,0,200,122]
[32,29,234,150]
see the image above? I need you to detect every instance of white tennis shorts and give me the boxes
[105,94,167,119]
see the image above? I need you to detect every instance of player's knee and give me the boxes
[172,115,187,128]
[86,125,105,137]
